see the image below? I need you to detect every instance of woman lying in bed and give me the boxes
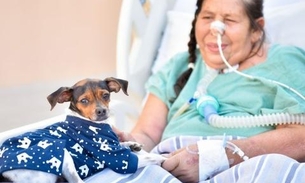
[95,0,305,182]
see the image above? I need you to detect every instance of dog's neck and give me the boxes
[65,109,109,124]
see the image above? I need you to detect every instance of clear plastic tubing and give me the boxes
[208,113,305,128]
[197,20,305,128]
[197,93,305,129]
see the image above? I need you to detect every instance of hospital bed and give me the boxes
[0,0,305,181]
[115,0,305,129]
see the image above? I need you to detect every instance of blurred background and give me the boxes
[0,0,122,132]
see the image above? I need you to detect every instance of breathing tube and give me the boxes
[173,20,305,128]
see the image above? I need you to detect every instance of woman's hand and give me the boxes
[162,144,199,183]
[112,126,136,142]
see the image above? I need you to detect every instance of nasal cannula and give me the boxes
[173,20,305,128]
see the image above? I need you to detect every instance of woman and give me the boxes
[96,0,305,182]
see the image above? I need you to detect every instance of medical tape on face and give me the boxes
[210,20,226,35]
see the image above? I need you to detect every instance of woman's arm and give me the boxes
[231,124,305,164]
[117,93,168,151]
[131,93,168,151]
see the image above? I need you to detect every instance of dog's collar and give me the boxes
[65,109,109,124]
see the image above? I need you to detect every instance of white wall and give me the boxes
[0,0,121,87]
[0,0,122,131]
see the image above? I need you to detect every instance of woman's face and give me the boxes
[195,0,261,69]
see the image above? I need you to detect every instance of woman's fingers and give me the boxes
[112,126,135,142]
[162,147,200,183]
[162,153,180,172]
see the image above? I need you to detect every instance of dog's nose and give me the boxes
[96,108,107,116]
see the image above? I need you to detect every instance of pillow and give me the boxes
[264,1,305,50]
[171,0,197,13]
[152,0,196,73]
[152,11,194,73]
[264,0,302,7]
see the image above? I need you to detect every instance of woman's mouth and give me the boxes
[207,43,226,53]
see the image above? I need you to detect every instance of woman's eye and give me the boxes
[225,18,235,22]
[202,16,212,20]
[80,98,89,104]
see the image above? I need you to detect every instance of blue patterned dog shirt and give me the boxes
[0,115,138,179]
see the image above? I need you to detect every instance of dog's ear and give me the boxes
[105,77,128,96]
[47,87,73,110]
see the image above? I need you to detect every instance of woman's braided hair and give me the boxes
[173,0,266,97]
[173,0,203,96]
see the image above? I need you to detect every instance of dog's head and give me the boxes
[47,77,128,122]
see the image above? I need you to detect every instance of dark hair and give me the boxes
[173,0,266,96]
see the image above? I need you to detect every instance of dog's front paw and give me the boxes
[120,141,143,152]
[137,153,167,168]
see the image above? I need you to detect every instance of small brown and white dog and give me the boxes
[0,77,166,183]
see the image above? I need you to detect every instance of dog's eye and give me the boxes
[80,98,89,104]
[102,93,109,100]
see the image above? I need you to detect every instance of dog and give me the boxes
[0,77,166,183]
